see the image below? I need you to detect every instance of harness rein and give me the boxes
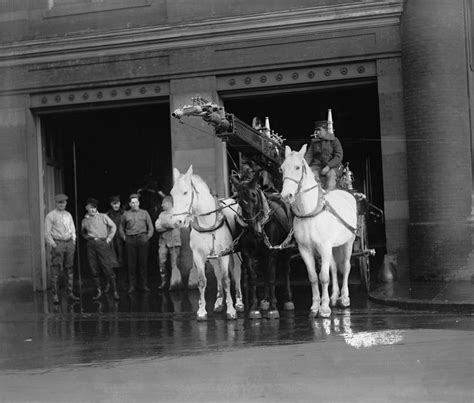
[172,181,241,258]
[283,164,358,236]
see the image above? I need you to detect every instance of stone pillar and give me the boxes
[0,95,35,284]
[169,76,227,285]
[377,58,409,280]
[401,0,473,280]
[169,76,226,197]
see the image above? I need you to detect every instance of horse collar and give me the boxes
[292,187,326,219]
[191,197,226,233]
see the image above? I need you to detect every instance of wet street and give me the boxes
[1,284,473,402]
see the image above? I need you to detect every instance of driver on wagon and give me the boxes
[304,116,343,191]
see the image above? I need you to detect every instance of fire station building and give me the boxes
[0,0,472,290]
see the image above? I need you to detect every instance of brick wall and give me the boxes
[402,0,473,280]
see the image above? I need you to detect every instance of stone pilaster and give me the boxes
[401,0,473,280]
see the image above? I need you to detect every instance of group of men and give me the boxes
[44,192,182,303]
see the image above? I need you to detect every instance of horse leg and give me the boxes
[243,252,261,319]
[260,272,270,311]
[282,252,295,311]
[231,253,245,312]
[219,255,237,320]
[299,246,320,317]
[329,252,340,307]
[194,253,208,321]
[211,259,224,313]
[265,251,279,319]
[338,241,353,308]
[319,246,332,318]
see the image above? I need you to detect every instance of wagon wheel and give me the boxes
[356,214,371,293]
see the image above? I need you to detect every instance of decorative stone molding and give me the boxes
[30,81,169,109]
[217,62,376,91]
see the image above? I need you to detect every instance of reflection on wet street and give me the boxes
[1,284,473,373]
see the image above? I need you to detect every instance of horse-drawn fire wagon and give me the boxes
[172,97,382,302]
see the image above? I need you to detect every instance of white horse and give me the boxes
[171,166,244,321]
[280,145,357,318]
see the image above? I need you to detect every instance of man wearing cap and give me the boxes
[106,195,126,291]
[44,193,79,303]
[81,197,120,300]
[119,194,154,293]
[304,120,343,191]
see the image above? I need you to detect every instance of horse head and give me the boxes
[280,144,315,205]
[170,165,194,228]
[231,172,266,234]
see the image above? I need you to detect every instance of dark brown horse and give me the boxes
[231,173,295,319]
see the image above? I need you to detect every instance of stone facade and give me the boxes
[0,0,472,288]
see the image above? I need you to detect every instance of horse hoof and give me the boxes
[330,298,339,307]
[309,309,319,318]
[213,305,224,313]
[235,303,245,313]
[249,310,262,320]
[266,310,280,319]
[196,313,208,321]
[283,301,295,311]
[338,297,350,309]
[226,312,237,320]
[319,307,331,318]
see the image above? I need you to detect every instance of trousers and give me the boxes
[125,234,149,288]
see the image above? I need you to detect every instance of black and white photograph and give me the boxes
[0,1,473,402]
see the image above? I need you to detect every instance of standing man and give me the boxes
[81,197,120,301]
[44,193,79,304]
[304,112,343,191]
[106,195,126,291]
[155,196,182,291]
[119,194,154,293]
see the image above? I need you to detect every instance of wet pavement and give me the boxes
[0,282,473,402]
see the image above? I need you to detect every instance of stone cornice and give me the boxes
[0,1,403,67]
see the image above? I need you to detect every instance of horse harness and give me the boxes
[172,182,243,258]
[240,188,296,251]
[283,163,359,236]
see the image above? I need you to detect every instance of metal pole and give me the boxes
[72,140,84,310]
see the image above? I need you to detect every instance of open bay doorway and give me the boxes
[222,83,386,284]
[40,102,172,293]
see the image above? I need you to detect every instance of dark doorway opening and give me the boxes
[41,103,172,284]
[222,84,386,282]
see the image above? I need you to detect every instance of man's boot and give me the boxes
[157,265,169,291]
[92,287,102,300]
[52,277,59,304]
[110,277,120,301]
[103,279,111,293]
[66,269,80,301]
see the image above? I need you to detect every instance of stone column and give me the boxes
[377,57,409,280]
[169,76,226,197]
[401,0,473,280]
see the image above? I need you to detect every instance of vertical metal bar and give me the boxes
[72,140,84,308]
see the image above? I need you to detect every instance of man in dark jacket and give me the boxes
[106,195,126,291]
[304,120,343,191]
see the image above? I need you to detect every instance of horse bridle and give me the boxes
[239,188,265,224]
[282,163,319,202]
[172,180,198,219]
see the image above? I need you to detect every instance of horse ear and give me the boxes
[230,175,240,188]
[298,144,308,157]
[185,165,193,178]
[285,145,292,158]
[173,168,181,183]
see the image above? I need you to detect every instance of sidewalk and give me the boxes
[369,280,474,313]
